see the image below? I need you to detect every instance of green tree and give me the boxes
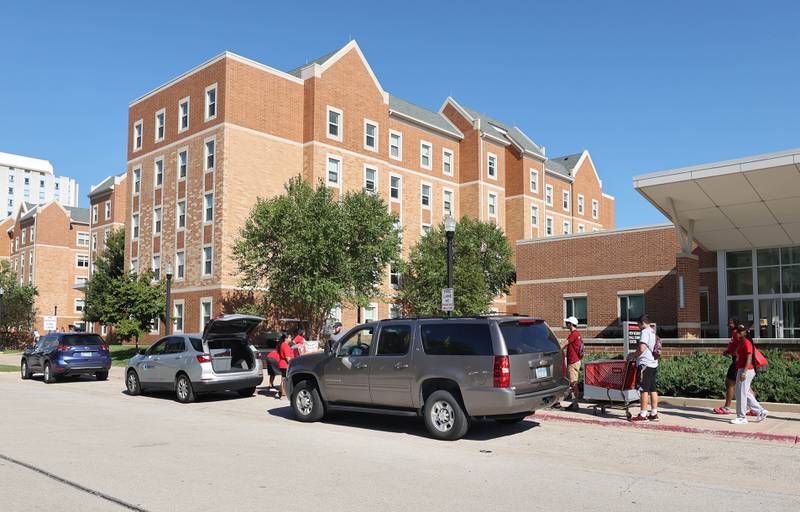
[83,228,125,329]
[0,260,38,335]
[234,176,400,338]
[397,216,516,316]
[110,271,166,347]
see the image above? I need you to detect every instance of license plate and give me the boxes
[535,367,549,379]
[80,352,93,358]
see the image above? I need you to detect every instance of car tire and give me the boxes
[43,362,55,384]
[237,387,256,398]
[175,374,195,404]
[291,380,325,422]
[20,359,30,380]
[495,415,527,425]
[423,390,470,441]
[95,371,109,381]
[126,370,141,396]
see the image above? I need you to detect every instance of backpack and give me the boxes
[577,335,585,359]
[652,335,662,360]
[751,339,768,374]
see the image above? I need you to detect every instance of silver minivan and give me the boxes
[125,315,264,403]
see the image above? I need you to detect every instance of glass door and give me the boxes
[783,299,800,338]
[758,299,780,338]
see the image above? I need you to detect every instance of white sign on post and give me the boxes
[441,288,454,312]
[43,315,57,331]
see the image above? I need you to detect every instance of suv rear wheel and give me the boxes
[175,374,195,403]
[20,360,30,380]
[423,390,470,440]
[126,370,141,396]
[291,380,325,422]
[95,371,109,381]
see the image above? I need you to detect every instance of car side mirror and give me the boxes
[138,349,146,355]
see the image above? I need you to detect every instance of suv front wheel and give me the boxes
[424,390,470,440]
[291,380,325,422]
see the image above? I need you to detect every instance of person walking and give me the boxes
[564,316,583,411]
[630,315,659,422]
[329,322,344,344]
[713,317,740,415]
[730,324,768,425]
[276,333,295,399]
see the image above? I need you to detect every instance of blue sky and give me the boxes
[2,1,799,226]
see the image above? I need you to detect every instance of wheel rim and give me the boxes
[127,373,137,392]
[177,378,189,400]
[431,400,455,432]
[295,389,313,416]
[44,365,50,381]
[21,362,26,377]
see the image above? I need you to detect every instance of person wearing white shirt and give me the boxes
[629,315,659,422]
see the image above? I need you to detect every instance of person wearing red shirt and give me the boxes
[564,316,583,411]
[292,328,308,356]
[713,318,741,415]
[265,348,281,390]
[730,324,767,425]
[276,334,295,399]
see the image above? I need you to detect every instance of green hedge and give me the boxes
[581,351,800,403]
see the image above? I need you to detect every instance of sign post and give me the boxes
[441,288,454,313]
[623,321,641,354]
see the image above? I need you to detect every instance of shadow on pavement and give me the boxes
[119,389,248,403]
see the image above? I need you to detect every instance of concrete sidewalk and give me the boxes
[535,399,800,444]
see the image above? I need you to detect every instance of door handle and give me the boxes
[394,363,409,370]
[354,363,368,370]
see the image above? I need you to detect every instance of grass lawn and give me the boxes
[0,350,23,355]
[110,344,149,367]
[0,364,20,372]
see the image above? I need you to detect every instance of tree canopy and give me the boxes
[84,228,125,326]
[397,216,516,316]
[0,260,38,333]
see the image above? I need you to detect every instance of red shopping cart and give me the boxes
[583,359,640,419]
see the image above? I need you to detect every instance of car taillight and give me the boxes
[196,354,211,363]
[57,344,70,351]
[493,356,510,388]
[100,344,109,351]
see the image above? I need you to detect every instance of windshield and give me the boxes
[61,334,104,346]
[499,321,559,354]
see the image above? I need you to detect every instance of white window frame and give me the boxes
[175,251,185,280]
[133,120,143,151]
[176,200,186,230]
[326,155,342,188]
[390,174,402,203]
[177,148,188,180]
[133,167,141,195]
[421,183,432,210]
[326,106,343,142]
[204,137,216,172]
[363,165,378,194]
[173,300,185,333]
[563,295,588,327]
[76,253,89,268]
[562,190,570,212]
[154,108,166,142]
[578,224,585,233]
[75,298,86,314]
[200,297,213,330]
[363,119,378,152]
[443,188,453,216]
[442,148,454,176]
[578,194,585,215]
[592,199,599,220]
[154,157,164,188]
[529,169,539,193]
[546,216,554,236]
[202,245,213,277]
[545,184,553,206]
[204,193,214,223]
[153,207,162,234]
[131,213,140,240]
[488,192,497,218]
[563,220,571,235]
[130,258,139,273]
[204,83,217,121]
[389,130,403,161]
[104,200,111,220]
[92,205,98,224]
[91,233,97,251]
[420,141,432,170]
[487,153,497,180]
[178,96,190,132]
[531,205,539,228]
[151,254,161,280]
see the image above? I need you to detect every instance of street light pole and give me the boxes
[444,215,456,317]
[165,264,173,335]
[0,287,5,344]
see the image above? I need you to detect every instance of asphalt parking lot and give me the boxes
[1,369,798,512]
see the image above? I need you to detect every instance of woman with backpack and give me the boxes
[713,317,740,415]
[730,324,768,425]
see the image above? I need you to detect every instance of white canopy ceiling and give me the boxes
[633,148,800,251]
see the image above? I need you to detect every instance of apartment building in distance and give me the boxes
[125,41,614,336]
[88,173,128,267]
[7,201,90,332]
[0,151,80,218]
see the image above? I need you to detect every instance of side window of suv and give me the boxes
[376,324,412,356]
[147,339,168,356]
[337,326,374,357]
[164,338,186,354]
[420,323,493,356]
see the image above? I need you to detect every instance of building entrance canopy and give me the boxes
[633,148,800,251]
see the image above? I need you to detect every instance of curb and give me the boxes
[531,412,800,444]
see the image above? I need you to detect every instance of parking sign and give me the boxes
[441,288,454,312]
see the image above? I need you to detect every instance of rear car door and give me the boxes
[369,322,415,408]
[322,325,374,404]
[496,319,563,395]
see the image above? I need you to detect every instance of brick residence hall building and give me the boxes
[123,40,614,337]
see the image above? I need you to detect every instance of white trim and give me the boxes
[488,192,498,218]
[204,83,218,122]
[127,123,225,164]
[178,96,190,133]
[309,41,389,104]
[420,182,432,211]
[172,299,185,333]
[591,198,599,220]
[75,253,90,268]
[74,298,86,314]
[460,179,504,192]
[152,207,162,235]
[389,129,403,161]
[204,192,214,224]
[530,204,540,237]
[545,216,554,236]
[563,292,588,298]
[363,118,378,152]
[529,168,539,193]
[199,296,213,331]
[177,146,188,181]
[363,164,378,194]
[175,250,185,281]
[201,244,213,278]
[442,187,454,216]
[563,220,571,235]
[203,136,216,172]
[562,190,570,212]
[419,140,432,170]
[577,194,585,215]
[442,147,454,177]
[545,184,553,207]
[154,108,166,143]
[602,192,615,200]
[131,213,140,240]
[175,199,187,231]
[389,173,402,203]
[487,152,498,180]
[439,96,474,123]
[518,273,671,286]
[617,289,647,296]
[153,156,164,189]
[516,223,672,245]
[326,154,343,189]
[133,119,143,152]
[326,106,343,142]
[76,230,90,247]
[104,200,111,221]
[388,109,462,140]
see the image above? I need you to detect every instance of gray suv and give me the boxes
[286,316,568,440]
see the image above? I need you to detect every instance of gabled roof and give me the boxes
[388,95,463,139]
[65,206,90,225]
[545,152,583,178]
[287,49,341,77]
[20,204,39,222]
[88,172,126,199]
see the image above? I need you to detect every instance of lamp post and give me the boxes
[165,264,173,335]
[444,215,456,317]
[0,286,5,340]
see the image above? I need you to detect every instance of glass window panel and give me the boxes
[727,268,753,296]
[782,266,800,294]
[699,291,710,324]
[728,299,754,325]
[726,250,752,268]
[781,246,800,265]
[757,267,781,294]
[756,248,779,267]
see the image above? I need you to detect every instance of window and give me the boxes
[327,156,341,187]
[75,299,85,313]
[201,299,212,329]
[92,205,98,224]
[390,265,400,289]
[104,200,111,220]
[132,214,140,239]
[545,216,553,236]
[531,205,539,228]
[327,106,342,140]
[204,193,214,222]
[337,326,374,357]
[204,139,215,171]
[173,302,184,333]
[421,323,493,355]
[178,97,190,131]
[591,199,599,219]
[153,208,162,234]
[205,84,217,120]
[133,168,141,194]
[152,255,161,279]
[30,226,34,241]
[178,150,187,179]
[176,201,186,229]
[499,321,560,354]
[103,228,109,247]
[202,246,212,276]
[133,120,143,151]
[442,149,453,176]
[699,290,710,324]
[545,185,553,206]
[154,159,163,187]
[76,276,88,285]
[389,304,402,319]
[376,324,412,356]
[175,251,185,279]
[421,224,431,235]
[155,109,165,142]
[421,184,431,208]
[578,224,585,233]
[131,258,139,273]
[530,169,539,193]
[578,194,585,215]
[420,141,432,169]
[619,294,645,324]
[563,221,571,235]
[488,193,497,217]
[21,230,26,245]
[76,254,89,268]
[564,296,587,326]
[364,303,378,322]
[91,233,97,251]
[487,153,497,179]
[364,120,378,151]
[562,190,570,211]
[390,175,401,201]
[443,189,453,215]
[726,250,753,296]
[389,131,402,160]
[363,167,377,194]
